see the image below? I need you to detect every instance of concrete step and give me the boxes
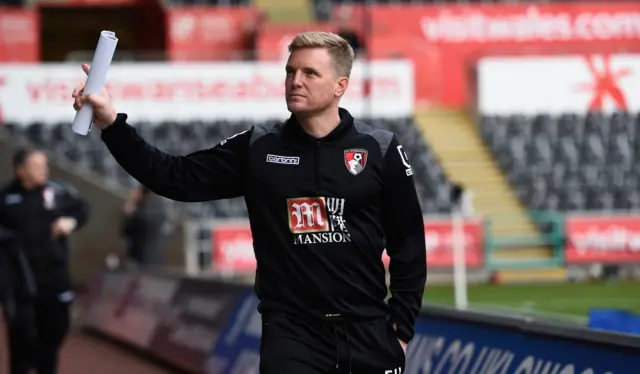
[492,247,555,259]
[415,109,551,261]
[492,268,568,284]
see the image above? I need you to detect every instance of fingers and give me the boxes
[72,93,90,111]
[72,94,99,112]
[72,64,90,101]
[73,64,112,115]
[85,93,102,106]
[73,96,82,112]
[72,83,85,98]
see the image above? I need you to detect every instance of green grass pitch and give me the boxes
[422,281,640,324]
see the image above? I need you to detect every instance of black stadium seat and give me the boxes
[9,117,451,219]
[480,111,640,212]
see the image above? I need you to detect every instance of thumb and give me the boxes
[84,93,104,107]
[82,63,90,75]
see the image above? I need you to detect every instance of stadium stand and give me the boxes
[4,117,454,218]
[480,111,640,212]
[169,0,250,5]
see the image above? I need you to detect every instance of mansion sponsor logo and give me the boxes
[287,196,351,244]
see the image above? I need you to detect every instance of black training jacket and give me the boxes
[0,179,89,298]
[101,107,427,342]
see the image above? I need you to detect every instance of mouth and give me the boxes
[288,94,305,99]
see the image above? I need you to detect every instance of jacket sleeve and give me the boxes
[101,113,251,202]
[382,135,427,343]
[52,181,90,231]
[0,190,12,231]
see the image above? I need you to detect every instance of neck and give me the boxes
[297,106,341,139]
[20,179,37,190]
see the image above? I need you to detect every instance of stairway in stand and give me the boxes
[414,109,566,283]
[254,0,312,24]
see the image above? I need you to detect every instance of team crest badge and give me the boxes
[344,149,368,176]
[43,187,55,210]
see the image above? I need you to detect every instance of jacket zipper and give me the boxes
[315,141,321,192]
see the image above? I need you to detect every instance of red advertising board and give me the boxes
[0,9,39,62]
[81,272,179,349]
[36,0,137,6]
[566,216,640,264]
[330,2,640,108]
[212,219,484,273]
[147,279,247,373]
[382,219,484,269]
[257,22,340,62]
[166,7,263,61]
[212,224,256,273]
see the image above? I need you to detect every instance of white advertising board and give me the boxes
[0,60,414,124]
[478,54,640,115]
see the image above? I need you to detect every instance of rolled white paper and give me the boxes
[72,30,119,135]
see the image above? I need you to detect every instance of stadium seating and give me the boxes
[479,111,640,212]
[0,0,23,5]
[4,117,453,218]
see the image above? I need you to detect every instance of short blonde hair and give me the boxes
[288,31,355,78]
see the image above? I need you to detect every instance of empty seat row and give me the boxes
[5,117,451,218]
[480,111,640,213]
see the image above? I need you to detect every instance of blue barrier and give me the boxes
[80,271,640,374]
[201,298,640,374]
[203,291,262,374]
[405,313,640,374]
[589,308,640,336]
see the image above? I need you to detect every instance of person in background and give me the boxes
[0,225,37,374]
[121,185,168,267]
[0,147,89,374]
[335,6,365,58]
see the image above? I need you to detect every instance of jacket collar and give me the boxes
[9,178,43,193]
[282,107,354,145]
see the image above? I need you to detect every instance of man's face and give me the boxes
[17,151,49,187]
[285,47,348,116]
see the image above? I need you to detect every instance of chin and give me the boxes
[287,102,310,114]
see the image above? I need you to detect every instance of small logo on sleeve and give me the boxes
[397,145,413,176]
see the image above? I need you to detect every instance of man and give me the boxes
[121,185,168,267]
[72,31,427,373]
[0,147,89,374]
[0,224,25,374]
[335,7,364,58]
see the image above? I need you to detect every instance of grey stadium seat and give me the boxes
[480,111,640,213]
[9,117,451,219]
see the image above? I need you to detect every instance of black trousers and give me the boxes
[260,312,405,374]
[6,296,71,374]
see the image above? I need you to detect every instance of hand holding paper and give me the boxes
[72,64,117,131]
[71,30,118,135]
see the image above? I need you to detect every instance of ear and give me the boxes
[15,165,25,178]
[335,76,349,98]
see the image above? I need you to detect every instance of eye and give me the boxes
[306,71,317,77]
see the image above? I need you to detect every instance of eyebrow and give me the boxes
[285,65,320,74]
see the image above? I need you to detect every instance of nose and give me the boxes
[291,71,303,88]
